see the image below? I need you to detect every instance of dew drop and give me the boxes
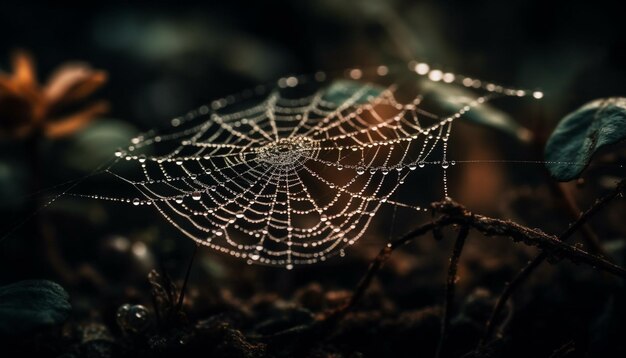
[192,192,202,200]
[356,166,365,175]
[442,161,449,169]
[132,198,141,206]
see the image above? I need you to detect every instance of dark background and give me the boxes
[2,0,625,125]
[1,1,625,357]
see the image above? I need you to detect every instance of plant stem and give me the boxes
[176,243,199,312]
[435,225,469,358]
[480,179,625,345]
[335,196,626,325]
[553,181,605,255]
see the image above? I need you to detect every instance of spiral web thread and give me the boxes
[76,63,542,269]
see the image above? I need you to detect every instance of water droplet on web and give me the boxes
[442,161,449,169]
[356,166,365,175]
[132,198,141,206]
[175,197,183,204]
[337,164,343,170]
[192,192,202,200]
[418,161,426,168]
[409,164,417,170]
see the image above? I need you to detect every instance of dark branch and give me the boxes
[481,178,626,344]
[335,194,626,323]
[435,225,469,358]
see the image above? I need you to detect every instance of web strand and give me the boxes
[66,62,548,268]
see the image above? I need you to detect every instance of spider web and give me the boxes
[76,63,540,269]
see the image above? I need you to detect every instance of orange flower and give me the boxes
[0,50,109,139]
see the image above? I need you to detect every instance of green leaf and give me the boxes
[322,80,386,106]
[545,98,626,181]
[0,280,71,336]
[420,80,533,142]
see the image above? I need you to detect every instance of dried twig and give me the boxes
[331,196,626,329]
[260,196,626,354]
[326,219,443,321]
[177,243,199,312]
[435,225,469,358]
[481,179,626,344]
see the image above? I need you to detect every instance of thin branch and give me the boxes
[261,194,626,353]
[326,219,443,322]
[481,179,625,345]
[334,195,626,323]
[176,243,199,312]
[435,225,469,358]
[553,181,604,255]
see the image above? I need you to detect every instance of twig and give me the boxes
[553,181,604,255]
[480,179,626,345]
[333,197,626,322]
[435,225,469,358]
[261,196,626,354]
[326,219,443,322]
[176,243,199,312]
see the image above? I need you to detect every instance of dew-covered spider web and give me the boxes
[71,63,543,269]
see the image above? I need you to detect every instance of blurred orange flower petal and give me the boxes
[45,63,108,105]
[44,101,109,139]
[0,50,108,140]
[0,74,20,95]
[11,51,38,92]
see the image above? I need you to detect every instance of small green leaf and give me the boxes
[421,81,533,142]
[545,98,626,181]
[0,280,71,336]
[322,80,385,106]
